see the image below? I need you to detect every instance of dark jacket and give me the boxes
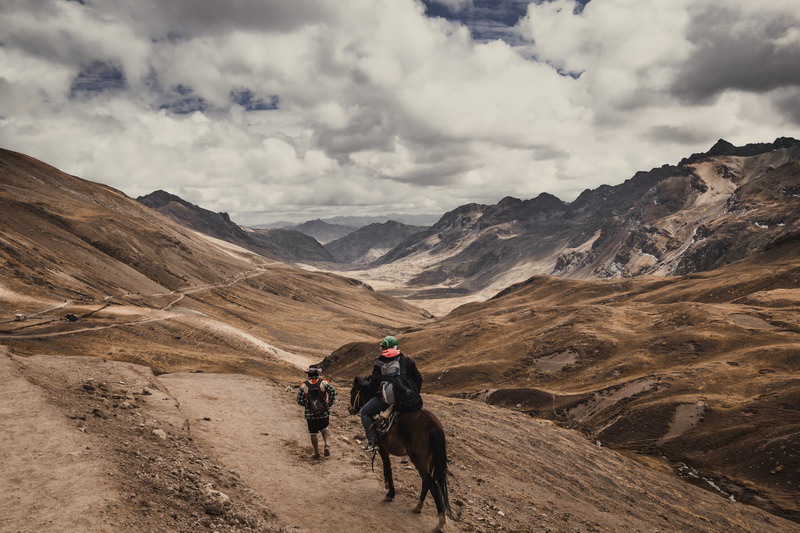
[367,352,423,397]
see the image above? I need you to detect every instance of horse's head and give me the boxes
[348,376,369,415]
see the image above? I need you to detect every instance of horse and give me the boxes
[348,377,450,533]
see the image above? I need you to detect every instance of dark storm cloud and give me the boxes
[672,4,800,102]
[382,162,472,186]
[105,0,337,37]
[772,88,800,126]
[644,125,711,146]
[314,109,398,157]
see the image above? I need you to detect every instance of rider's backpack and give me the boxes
[393,357,423,414]
[305,379,328,417]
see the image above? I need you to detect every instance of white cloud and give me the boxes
[0,0,798,226]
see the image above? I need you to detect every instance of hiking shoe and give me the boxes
[364,443,377,452]
[323,446,330,457]
[311,452,321,460]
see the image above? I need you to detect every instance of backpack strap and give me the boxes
[303,379,320,396]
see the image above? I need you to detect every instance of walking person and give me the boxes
[296,366,336,459]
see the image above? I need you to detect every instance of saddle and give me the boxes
[374,406,400,437]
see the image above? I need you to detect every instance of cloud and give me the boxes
[671,2,800,102]
[644,125,713,146]
[0,0,798,225]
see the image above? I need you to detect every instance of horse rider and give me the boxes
[296,366,337,459]
[359,335,423,451]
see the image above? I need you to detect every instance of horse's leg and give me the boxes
[378,446,395,502]
[408,424,448,532]
[413,476,429,513]
[406,446,433,514]
[430,481,447,533]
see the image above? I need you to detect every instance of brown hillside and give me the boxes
[0,148,430,379]
[325,241,800,521]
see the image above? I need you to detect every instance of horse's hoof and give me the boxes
[384,495,394,502]
[412,506,422,514]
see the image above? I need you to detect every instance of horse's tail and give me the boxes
[429,423,450,512]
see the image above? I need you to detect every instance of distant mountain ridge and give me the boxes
[252,213,441,232]
[324,220,429,264]
[372,137,800,293]
[284,219,356,245]
[137,191,335,263]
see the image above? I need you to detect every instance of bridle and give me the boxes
[349,383,363,415]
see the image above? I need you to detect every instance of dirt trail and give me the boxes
[161,371,800,533]
[2,266,315,370]
[173,316,315,370]
[161,372,449,533]
[3,349,799,532]
[0,313,180,339]
[0,349,120,532]
[1,350,286,533]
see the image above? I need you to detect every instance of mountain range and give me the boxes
[137,190,336,263]
[324,220,429,264]
[326,230,800,520]
[253,213,441,232]
[1,140,799,528]
[363,137,800,300]
[0,149,428,374]
[278,218,356,244]
[136,192,431,265]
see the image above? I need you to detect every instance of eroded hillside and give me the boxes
[344,138,800,308]
[325,240,800,521]
[0,148,430,379]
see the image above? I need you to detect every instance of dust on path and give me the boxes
[161,372,451,533]
[0,349,120,533]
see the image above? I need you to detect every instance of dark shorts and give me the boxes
[306,417,330,434]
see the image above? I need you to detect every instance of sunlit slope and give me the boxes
[0,148,430,378]
[326,240,800,520]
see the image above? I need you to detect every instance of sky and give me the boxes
[1,0,799,225]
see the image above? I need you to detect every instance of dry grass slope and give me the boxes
[326,241,800,521]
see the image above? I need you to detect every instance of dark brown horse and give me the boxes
[349,377,450,533]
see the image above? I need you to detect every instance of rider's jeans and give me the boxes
[360,396,389,444]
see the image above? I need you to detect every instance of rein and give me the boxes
[350,386,362,414]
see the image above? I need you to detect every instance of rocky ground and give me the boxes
[3,348,799,533]
[1,349,287,533]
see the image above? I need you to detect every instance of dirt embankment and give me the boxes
[0,349,285,533]
[3,349,798,533]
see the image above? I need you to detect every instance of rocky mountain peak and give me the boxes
[136,191,334,262]
[497,196,522,209]
[707,138,736,156]
[324,219,429,264]
[681,136,800,166]
[137,189,188,209]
